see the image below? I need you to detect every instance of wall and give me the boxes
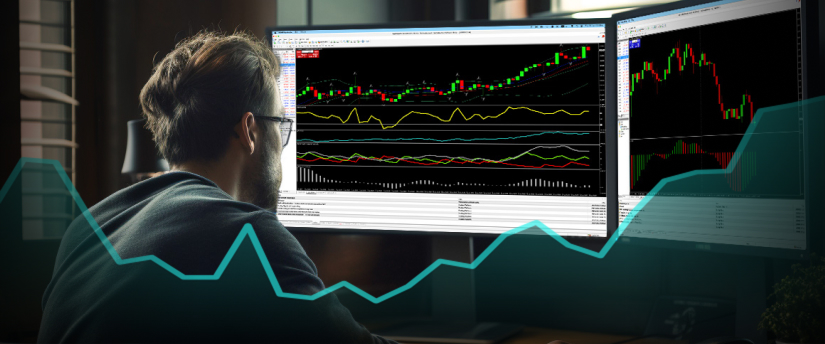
[277,0,390,27]
[1,2,21,181]
[312,0,389,25]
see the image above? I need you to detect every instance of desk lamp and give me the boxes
[121,118,169,184]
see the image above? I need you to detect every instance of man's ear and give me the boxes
[234,112,256,155]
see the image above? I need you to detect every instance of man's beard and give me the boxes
[241,136,282,211]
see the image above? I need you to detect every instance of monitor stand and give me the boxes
[375,236,522,344]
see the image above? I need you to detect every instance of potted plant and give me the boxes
[758,255,825,344]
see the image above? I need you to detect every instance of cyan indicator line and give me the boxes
[0,98,811,304]
[297,131,589,143]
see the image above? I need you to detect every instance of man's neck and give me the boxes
[173,160,241,200]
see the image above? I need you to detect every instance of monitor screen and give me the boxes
[616,0,806,251]
[271,23,608,235]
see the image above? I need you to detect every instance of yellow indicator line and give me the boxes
[297,106,589,130]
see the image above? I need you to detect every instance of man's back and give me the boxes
[39,172,391,343]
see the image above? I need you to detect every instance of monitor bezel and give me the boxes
[612,0,819,260]
[266,17,617,249]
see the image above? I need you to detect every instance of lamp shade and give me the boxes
[121,119,169,175]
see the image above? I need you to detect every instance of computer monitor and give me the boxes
[268,21,609,237]
[615,0,814,257]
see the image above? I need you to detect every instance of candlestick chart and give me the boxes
[627,8,802,195]
[297,44,599,106]
[295,43,606,196]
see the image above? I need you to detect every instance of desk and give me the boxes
[501,327,688,344]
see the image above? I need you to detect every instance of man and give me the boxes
[38,31,396,343]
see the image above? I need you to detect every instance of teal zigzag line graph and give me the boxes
[0,99,806,303]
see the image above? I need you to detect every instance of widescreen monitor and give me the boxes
[615,0,812,256]
[269,22,609,236]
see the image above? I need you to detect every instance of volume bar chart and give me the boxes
[630,139,757,193]
[298,167,593,193]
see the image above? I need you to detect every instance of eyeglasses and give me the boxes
[254,116,294,148]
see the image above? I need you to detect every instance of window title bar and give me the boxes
[617,0,741,25]
[273,24,605,35]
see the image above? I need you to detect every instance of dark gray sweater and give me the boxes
[38,171,395,343]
